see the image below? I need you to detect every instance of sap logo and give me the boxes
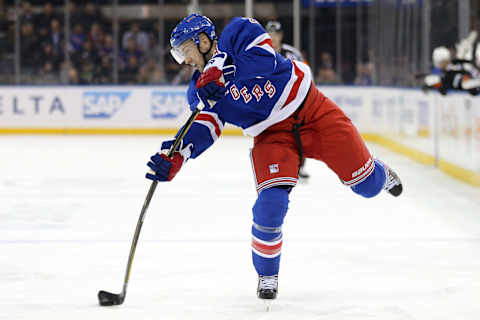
[83,92,130,118]
[151,92,187,119]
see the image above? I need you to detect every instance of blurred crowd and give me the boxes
[0,1,193,85]
[0,1,379,86]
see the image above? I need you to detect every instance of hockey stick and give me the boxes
[97,104,204,306]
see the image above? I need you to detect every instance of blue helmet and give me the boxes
[170,13,216,63]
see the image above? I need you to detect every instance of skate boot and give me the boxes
[384,165,403,197]
[257,275,278,300]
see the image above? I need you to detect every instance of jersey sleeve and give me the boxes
[187,70,202,111]
[182,78,226,159]
[182,110,225,159]
[218,17,278,80]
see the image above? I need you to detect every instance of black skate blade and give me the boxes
[389,184,403,197]
[98,290,124,306]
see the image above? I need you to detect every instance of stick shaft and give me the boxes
[119,108,202,298]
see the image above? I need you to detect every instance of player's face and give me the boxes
[439,60,449,70]
[178,40,205,72]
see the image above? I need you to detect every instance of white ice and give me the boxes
[1,135,480,320]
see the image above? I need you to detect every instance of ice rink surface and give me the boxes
[1,135,480,320]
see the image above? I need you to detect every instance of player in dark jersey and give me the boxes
[423,46,480,96]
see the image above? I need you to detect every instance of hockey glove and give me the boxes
[146,140,193,182]
[196,67,226,109]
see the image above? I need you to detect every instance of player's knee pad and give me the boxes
[252,187,290,229]
[351,159,386,198]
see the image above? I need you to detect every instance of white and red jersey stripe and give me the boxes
[343,157,375,187]
[252,235,282,258]
[243,61,312,137]
[245,33,277,60]
[194,111,224,142]
[256,177,297,194]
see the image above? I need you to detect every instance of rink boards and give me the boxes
[0,85,478,186]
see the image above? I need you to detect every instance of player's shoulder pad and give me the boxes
[219,17,266,52]
[223,16,263,33]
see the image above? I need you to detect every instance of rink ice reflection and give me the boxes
[1,135,480,320]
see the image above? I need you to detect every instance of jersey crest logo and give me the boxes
[269,163,279,174]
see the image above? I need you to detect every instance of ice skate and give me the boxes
[257,275,278,300]
[384,165,403,197]
[257,275,278,311]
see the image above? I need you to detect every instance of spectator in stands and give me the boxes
[88,23,105,51]
[316,52,340,84]
[68,2,84,28]
[72,40,98,70]
[150,69,167,85]
[36,62,59,84]
[320,51,334,70]
[81,3,106,31]
[68,66,80,84]
[95,56,113,84]
[40,42,62,72]
[122,22,149,53]
[98,34,114,58]
[20,22,39,71]
[60,61,79,84]
[120,37,143,69]
[316,67,340,84]
[354,62,374,86]
[120,55,140,84]
[0,10,8,57]
[36,3,61,42]
[20,1,35,25]
[49,19,63,55]
[70,23,86,53]
[79,62,95,84]
[137,57,166,84]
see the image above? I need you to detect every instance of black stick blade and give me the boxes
[98,290,124,306]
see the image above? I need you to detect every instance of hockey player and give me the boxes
[423,46,480,96]
[146,14,403,301]
[265,20,310,180]
[265,20,305,63]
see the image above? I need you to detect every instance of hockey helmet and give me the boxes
[170,13,217,64]
[432,46,451,68]
[265,21,282,33]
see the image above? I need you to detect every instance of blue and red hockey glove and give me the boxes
[146,140,193,182]
[195,66,226,109]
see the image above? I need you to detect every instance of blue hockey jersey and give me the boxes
[180,17,312,159]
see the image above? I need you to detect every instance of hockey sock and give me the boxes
[251,187,289,276]
[351,159,387,198]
